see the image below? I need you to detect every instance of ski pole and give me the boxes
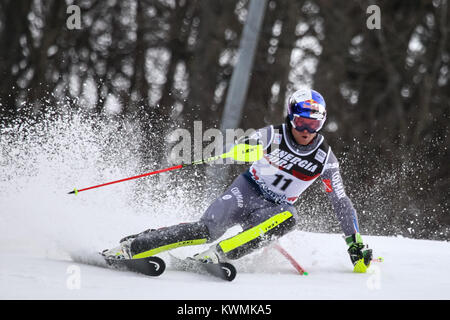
[372,257,384,263]
[68,143,263,195]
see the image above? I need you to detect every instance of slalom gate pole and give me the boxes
[273,242,308,276]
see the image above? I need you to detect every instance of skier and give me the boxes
[102,88,373,273]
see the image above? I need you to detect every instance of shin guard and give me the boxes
[217,211,296,260]
[130,222,210,259]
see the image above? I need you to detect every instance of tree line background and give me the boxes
[0,0,449,240]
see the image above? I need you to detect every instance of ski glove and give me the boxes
[345,233,372,273]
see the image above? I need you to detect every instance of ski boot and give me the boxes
[101,243,132,260]
[101,228,157,260]
[193,245,222,264]
[101,235,139,260]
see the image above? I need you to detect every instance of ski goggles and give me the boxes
[288,99,326,133]
[290,115,324,133]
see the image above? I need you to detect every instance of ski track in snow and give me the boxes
[1,231,450,300]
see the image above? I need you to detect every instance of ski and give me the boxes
[70,252,166,277]
[105,255,166,276]
[169,254,236,281]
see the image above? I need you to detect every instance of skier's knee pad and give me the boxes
[130,222,211,258]
[216,210,296,260]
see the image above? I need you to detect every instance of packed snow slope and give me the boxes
[1,110,449,300]
[1,230,450,300]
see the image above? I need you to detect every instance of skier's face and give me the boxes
[291,127,316,145]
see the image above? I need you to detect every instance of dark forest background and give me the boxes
[0,0,449,240]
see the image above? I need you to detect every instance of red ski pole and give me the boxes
[68,164,184,195]
[68,143,264,195]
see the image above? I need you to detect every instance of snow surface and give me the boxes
[1,231,450,300]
